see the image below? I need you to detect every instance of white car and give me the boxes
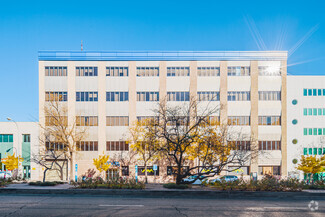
[182,175,207,184]
[209,175,238,184]
[0,171,12,179]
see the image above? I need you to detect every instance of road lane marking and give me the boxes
[99,205,144,207]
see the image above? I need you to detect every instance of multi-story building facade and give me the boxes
[39,51,287,181]
[287,76,325,180]
[0,122,40,180]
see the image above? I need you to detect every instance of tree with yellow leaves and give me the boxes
[1,153,23,171]
[129,118,161,183]
[93,154,110,178]
[297,155,325,182]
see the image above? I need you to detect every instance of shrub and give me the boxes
[29,181,59,186]
[163,183,190,189]
[73,176,145,189]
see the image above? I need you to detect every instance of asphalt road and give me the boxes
[0,194,324,217]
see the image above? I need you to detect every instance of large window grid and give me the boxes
[227,91,250,101]
[76,116,98,126]
[227,67,250,76]
[106,67,128,77]
[197,67,220,76]
[137,92,159,101]
[45,116,68,126]
[106,116,129,126]
[259,141,281,150]
[0,134,13,143]
[45,142,66,151]
[303,88,325,96]
[235,141,251,150]
[303,108,325,116]
[45,92,67,102]
[303,128,325,136]
[76,141,98,151]
[76,92,98,102]
[106,141,129,151]
[228,116,250,125]
[106,92,129,102]
[167,92,190,101]
[167,67,190,76]
[197,91,220,101]
[136,67,159,76]
[259,91,281,101]
[23,134,30,143]
[258,66,281,76]
[258,116,281,125]
[76,67,98,76]
[45,66,67,76]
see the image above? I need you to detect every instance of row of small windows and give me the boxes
[228,116,250,125]
[258,141,281,150]
[76,92,98,102]
[258,116,281,125]
[167,67,190,76]
[106,116,129,126]
[235,141,251,150]
[303,108,325,116]
[197,92,220,101]
[197,67,220,76]
[167,92,190,101]
[106,141,129,151]
[137,92,159,102]
[303,89,325,96]
[303,128,325,136]
[76,141,98,151]
[137,67,159,77]
[45,142,66,151]
[228,67,250,76]
[45,66,281,77]
[76,67,98,76]
[258,91,281,101]
[45,67,67,76]
[227,92,250,101]
[45,92,68,102]
[0,134,13,143]
[76,116,98,126]
[137,116,159,123]
[45,116,68,126]
[303,148,325,155]
[106,67,128,77]
[107,92,129,102]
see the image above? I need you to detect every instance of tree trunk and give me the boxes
[69,152,74,182]
[144,163,148,184]
[43,169,48,182]
[176,164,182,185]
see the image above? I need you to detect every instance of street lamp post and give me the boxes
[7,117,21,178]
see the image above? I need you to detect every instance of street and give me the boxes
[0,194,324,217]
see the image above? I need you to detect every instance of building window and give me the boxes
[122,166,129,176]
[197,67,220,76]
[76,141,98,151]
[167,92,190,101]
[228,116,250,125]
[136,67,159,76]
[45,92,68,101]
[227,91,250,101]
[258,66,281,76]
[0,134,13,143]
[303,128,325,136]
[304,108,325,116]
[197,92,220,101]
[258,141,281,150]
[136,92,159,101]
[167,67,190,76]
[106,141,129,151]
[258,116,281,125]
[23,134,30,143]
[137,116,159,123]
[228,67,250,76]
[106,92,129,102]
[235,141,251,150]
[45,116,68,126]
[45,142,66,151]
[303,89,307,96]
[303,148,307,155]
[45,66,67,76]
[106,116,129,126]
[106,67,128,77]
[258,166,280,175]
[303,108,307,116]
[76,92,98,102]
[76,116,98,126]
[76,67,98,76]
[258,91,281,101]
[304,88,324,96]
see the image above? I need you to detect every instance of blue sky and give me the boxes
[0,0,324,122]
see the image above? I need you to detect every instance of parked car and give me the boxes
[209,175,238,184]
[0,171,12,179]
[182,175,207,184]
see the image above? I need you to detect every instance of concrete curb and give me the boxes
[1,188,325,199]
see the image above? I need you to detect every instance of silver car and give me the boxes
[0,171,12,179]
[209,175,238,184]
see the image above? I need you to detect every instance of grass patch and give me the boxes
[163,183,190,189]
